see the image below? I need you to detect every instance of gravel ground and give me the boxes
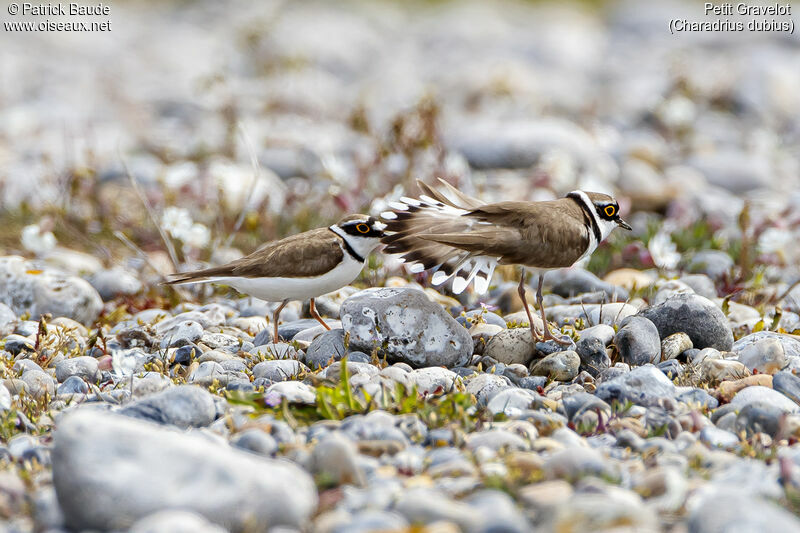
[3,1,800,532]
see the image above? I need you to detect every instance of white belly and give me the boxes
[212,255,364,302]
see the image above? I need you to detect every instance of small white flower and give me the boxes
[182,223,211,250]
[21,223,56,256]
[649,230,681,270]
[161,207,193,240]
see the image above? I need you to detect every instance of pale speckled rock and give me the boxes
[0,256,103,324]
[465,428,530,452]
[530,351,580,381]
[736,336,787,374]
[293,322,343,344]
[411,367,457,395]
[700,359,750,382]
[483,328,537,366]
[661,332,693,361]
[465,373,513,407]
[341,288,471,368]
[52,409,317,532]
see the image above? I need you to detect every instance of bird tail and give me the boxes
[163,266,229,285]
[380,179,498,295]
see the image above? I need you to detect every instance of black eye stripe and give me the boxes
[596,204,618,219]
[343,221,384,236]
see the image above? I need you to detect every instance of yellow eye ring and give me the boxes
[356,223,370,234]
[604,205,616,217]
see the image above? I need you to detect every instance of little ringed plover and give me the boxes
[381,179,631,344]
[166,214,386,342]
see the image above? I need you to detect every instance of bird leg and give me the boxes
[536,275,571,345]
[518,270,541,343]
[272,299,289,342]
[309,298,331,331]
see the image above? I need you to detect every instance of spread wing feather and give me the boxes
[380,181,592,294]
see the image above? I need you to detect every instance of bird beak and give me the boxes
[617,218,632,231]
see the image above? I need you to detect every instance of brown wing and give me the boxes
[167,228,345,282]
[420,198,591,268]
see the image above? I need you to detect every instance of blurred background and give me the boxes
[1,0,799,291]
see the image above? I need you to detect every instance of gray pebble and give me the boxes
[230,429,279,457]
[20,369,55,400]
[118,385,217,428]
[158,320,204,349]
[595,364,676,407]
[57,376,89,395]
[773,371,800,406]
[638,293,733,351]
[304,329,346,370]
[615,316,661,366]
[52,409,316,531]
[252,360,306,382]
[483,328,536,366]
[729,386,799,413]
[530,350,580,381]
[310,432,365,487]
[88,267,143,301]
[55,356,100,383]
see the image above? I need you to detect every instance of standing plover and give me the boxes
[167,215,386,342]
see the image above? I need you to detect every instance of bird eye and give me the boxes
[604,205,616,217]
[356,223,370,234]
